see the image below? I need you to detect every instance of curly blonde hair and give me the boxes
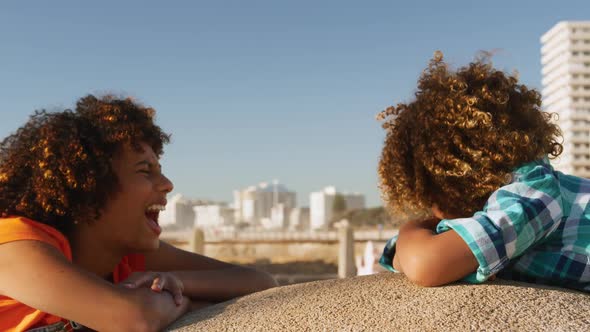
[0,95,170,235]
[377,51,562,219]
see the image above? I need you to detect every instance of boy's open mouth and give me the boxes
[145,204,165,235]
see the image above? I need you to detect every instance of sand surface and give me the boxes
[166,273,589,332]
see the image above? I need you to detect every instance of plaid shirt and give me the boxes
[380,157,590,292]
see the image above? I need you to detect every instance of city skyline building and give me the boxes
[160,193,196,229]
[541,21,590,177]
[193,203,235,228]
[233,180,297,226]
[162,184,365,231]
[160,193,216,230]
[288,207,311,231]
[309,186,365,230]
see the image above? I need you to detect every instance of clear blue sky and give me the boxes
[1,1,588,207]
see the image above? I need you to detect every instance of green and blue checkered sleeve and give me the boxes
[437,161,564,283]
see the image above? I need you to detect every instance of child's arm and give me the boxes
[144,241,278,302]
[395,218,478,287]
[0,240,190,332]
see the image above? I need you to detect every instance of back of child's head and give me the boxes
[0,94,170,235]
[377,51,562,219]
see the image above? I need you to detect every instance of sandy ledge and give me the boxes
[167,273,589,332]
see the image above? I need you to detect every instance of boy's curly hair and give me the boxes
[0,95,170,235]
[377,51,562,219]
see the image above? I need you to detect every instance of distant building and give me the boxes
[541,21,590,177]
[160,193,213,230]
[193,204,235,228]
[289,207,310,231]
[233,181,297,228]
[309,186,365,230]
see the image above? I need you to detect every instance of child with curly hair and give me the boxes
[378,51,590,292]
[0,95,277,332]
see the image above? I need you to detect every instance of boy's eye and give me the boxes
[138,169,150,174]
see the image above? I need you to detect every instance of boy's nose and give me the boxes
[159,174,174,193]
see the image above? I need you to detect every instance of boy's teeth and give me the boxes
[146,204,165,212]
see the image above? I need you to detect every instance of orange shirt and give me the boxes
[0,216,145,332]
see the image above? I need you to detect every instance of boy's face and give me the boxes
[93,141,174,253]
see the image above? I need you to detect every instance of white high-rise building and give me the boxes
[289,207,310,231]
[160,193,214,230]
[233,181,297,227]
[159,194,195,229]
[541,21,590,178]
[193,204,234,228]
[309,186,365,230]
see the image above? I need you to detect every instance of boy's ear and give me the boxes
[431,204,445,219]
[432,204,458,220]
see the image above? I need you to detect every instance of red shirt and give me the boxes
[0,216,145,332]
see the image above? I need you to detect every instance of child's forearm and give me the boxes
[396,219,444,285]
[396,218,478,286]
[392,251,403,272]
[189,299,214,311]
[396,219,439,267]
[172,267,278,302]
[392,219,439,273]
[396,218,440,266]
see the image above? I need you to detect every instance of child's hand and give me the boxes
[120,271,185,306]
